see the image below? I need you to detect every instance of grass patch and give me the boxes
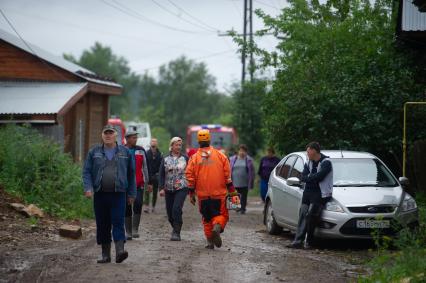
[359,194,426,282]
[0,124,92,219]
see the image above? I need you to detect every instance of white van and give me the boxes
[125,121,151,150]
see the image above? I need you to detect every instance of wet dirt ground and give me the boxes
[0,197,372,283]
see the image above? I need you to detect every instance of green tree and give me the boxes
[155,56,232,137]
[64,42,137,115]
[65,45,235,144]
[151,127,171,154]
[231,81,265,156]
[239,0,425,159]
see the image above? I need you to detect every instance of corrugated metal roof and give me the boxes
[0,81,87,114]
[0,29,122,88]
[402,0,426,31]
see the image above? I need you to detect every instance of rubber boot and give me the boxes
[115,240,128,263]
[211,224,222,248]
[205,238,214,249]
[170,223,181,241]
[132,214,141,238]
[97,243,111,263]
[125,217,132,240]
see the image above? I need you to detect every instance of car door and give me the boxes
[269,158,286,222]
[273,155,297,224]
[284,156,305,227]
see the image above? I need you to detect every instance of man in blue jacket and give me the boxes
[83,124,136,263]
[287,141,333,249]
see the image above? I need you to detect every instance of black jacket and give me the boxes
[146,148,163,184]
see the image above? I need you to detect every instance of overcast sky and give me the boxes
[0,0,287,93]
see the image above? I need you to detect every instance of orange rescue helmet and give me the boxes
[197,129,210,142]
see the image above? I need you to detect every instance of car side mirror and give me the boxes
[399,177,409,187]
[287,177,301,187]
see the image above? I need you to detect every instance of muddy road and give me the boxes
[1,197,370,283]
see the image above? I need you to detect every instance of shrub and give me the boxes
[360,194,426,282]
[0,124,92,219]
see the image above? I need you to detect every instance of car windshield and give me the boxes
[331,158,398,187]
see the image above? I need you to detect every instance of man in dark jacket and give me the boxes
[287,141,333,249]
[83,124,136,263]
[144,138,162,213]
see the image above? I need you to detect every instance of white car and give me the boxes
[264,150,419,238]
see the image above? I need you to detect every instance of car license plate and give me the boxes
[356,219,390,229]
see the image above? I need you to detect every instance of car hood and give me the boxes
[333,186,403,207]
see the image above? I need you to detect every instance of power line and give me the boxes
[166,0,220,32]
[253,0,281,10]
[149,0,216,32]
[100,0,210,34]
[0,8,69,81]
[135,49,237,73]
[6,9,216,55]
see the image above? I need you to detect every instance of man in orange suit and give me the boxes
[186,129,240,249]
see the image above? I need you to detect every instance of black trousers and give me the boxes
[125,188,144,217]
[236,187,248,212]
[165,188,188,227]
[94,192,126,244]
[293,190,330,245]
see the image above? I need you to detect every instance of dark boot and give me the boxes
[211,224,222,248]
[205,238,214,249]
[115,240,128,263]
[125,217,132,240]
[132,214,141,238]
[170,223,181,241]
[286,242,303,249]
[97,243,111,263]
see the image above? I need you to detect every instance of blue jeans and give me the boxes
[94,192,126,244]
[260,179,268,202]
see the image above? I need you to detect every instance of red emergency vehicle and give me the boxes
[186,124,238,157]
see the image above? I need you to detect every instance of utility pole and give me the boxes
[241,0,254,85]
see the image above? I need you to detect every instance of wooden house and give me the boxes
[0,28,122,161]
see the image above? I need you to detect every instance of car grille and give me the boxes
[339,218,400,236]
[347,205,396,214]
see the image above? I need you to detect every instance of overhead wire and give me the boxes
[100,0,211,34]
[6,9,217,56]
[253,0,281,10]
[136,49,237,73]
[166,0,220,32]
[149,0,216,32]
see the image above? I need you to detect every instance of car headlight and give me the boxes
[401,194,417,212]
[325,200,345,213]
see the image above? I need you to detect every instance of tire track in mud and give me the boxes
[1,198,369,282]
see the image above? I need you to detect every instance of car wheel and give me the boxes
[265,200,282,235]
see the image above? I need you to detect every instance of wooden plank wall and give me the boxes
[87,93,108,153]
[0,41,80,82]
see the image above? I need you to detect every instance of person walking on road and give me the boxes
[229,144,255,214]
[82,124,136,263]
[258,147,281,202]
[287,142,333,249]
[145,138,162,213]
[186,129,240,249]
[158,137,189,241]
[124,130,149,240]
